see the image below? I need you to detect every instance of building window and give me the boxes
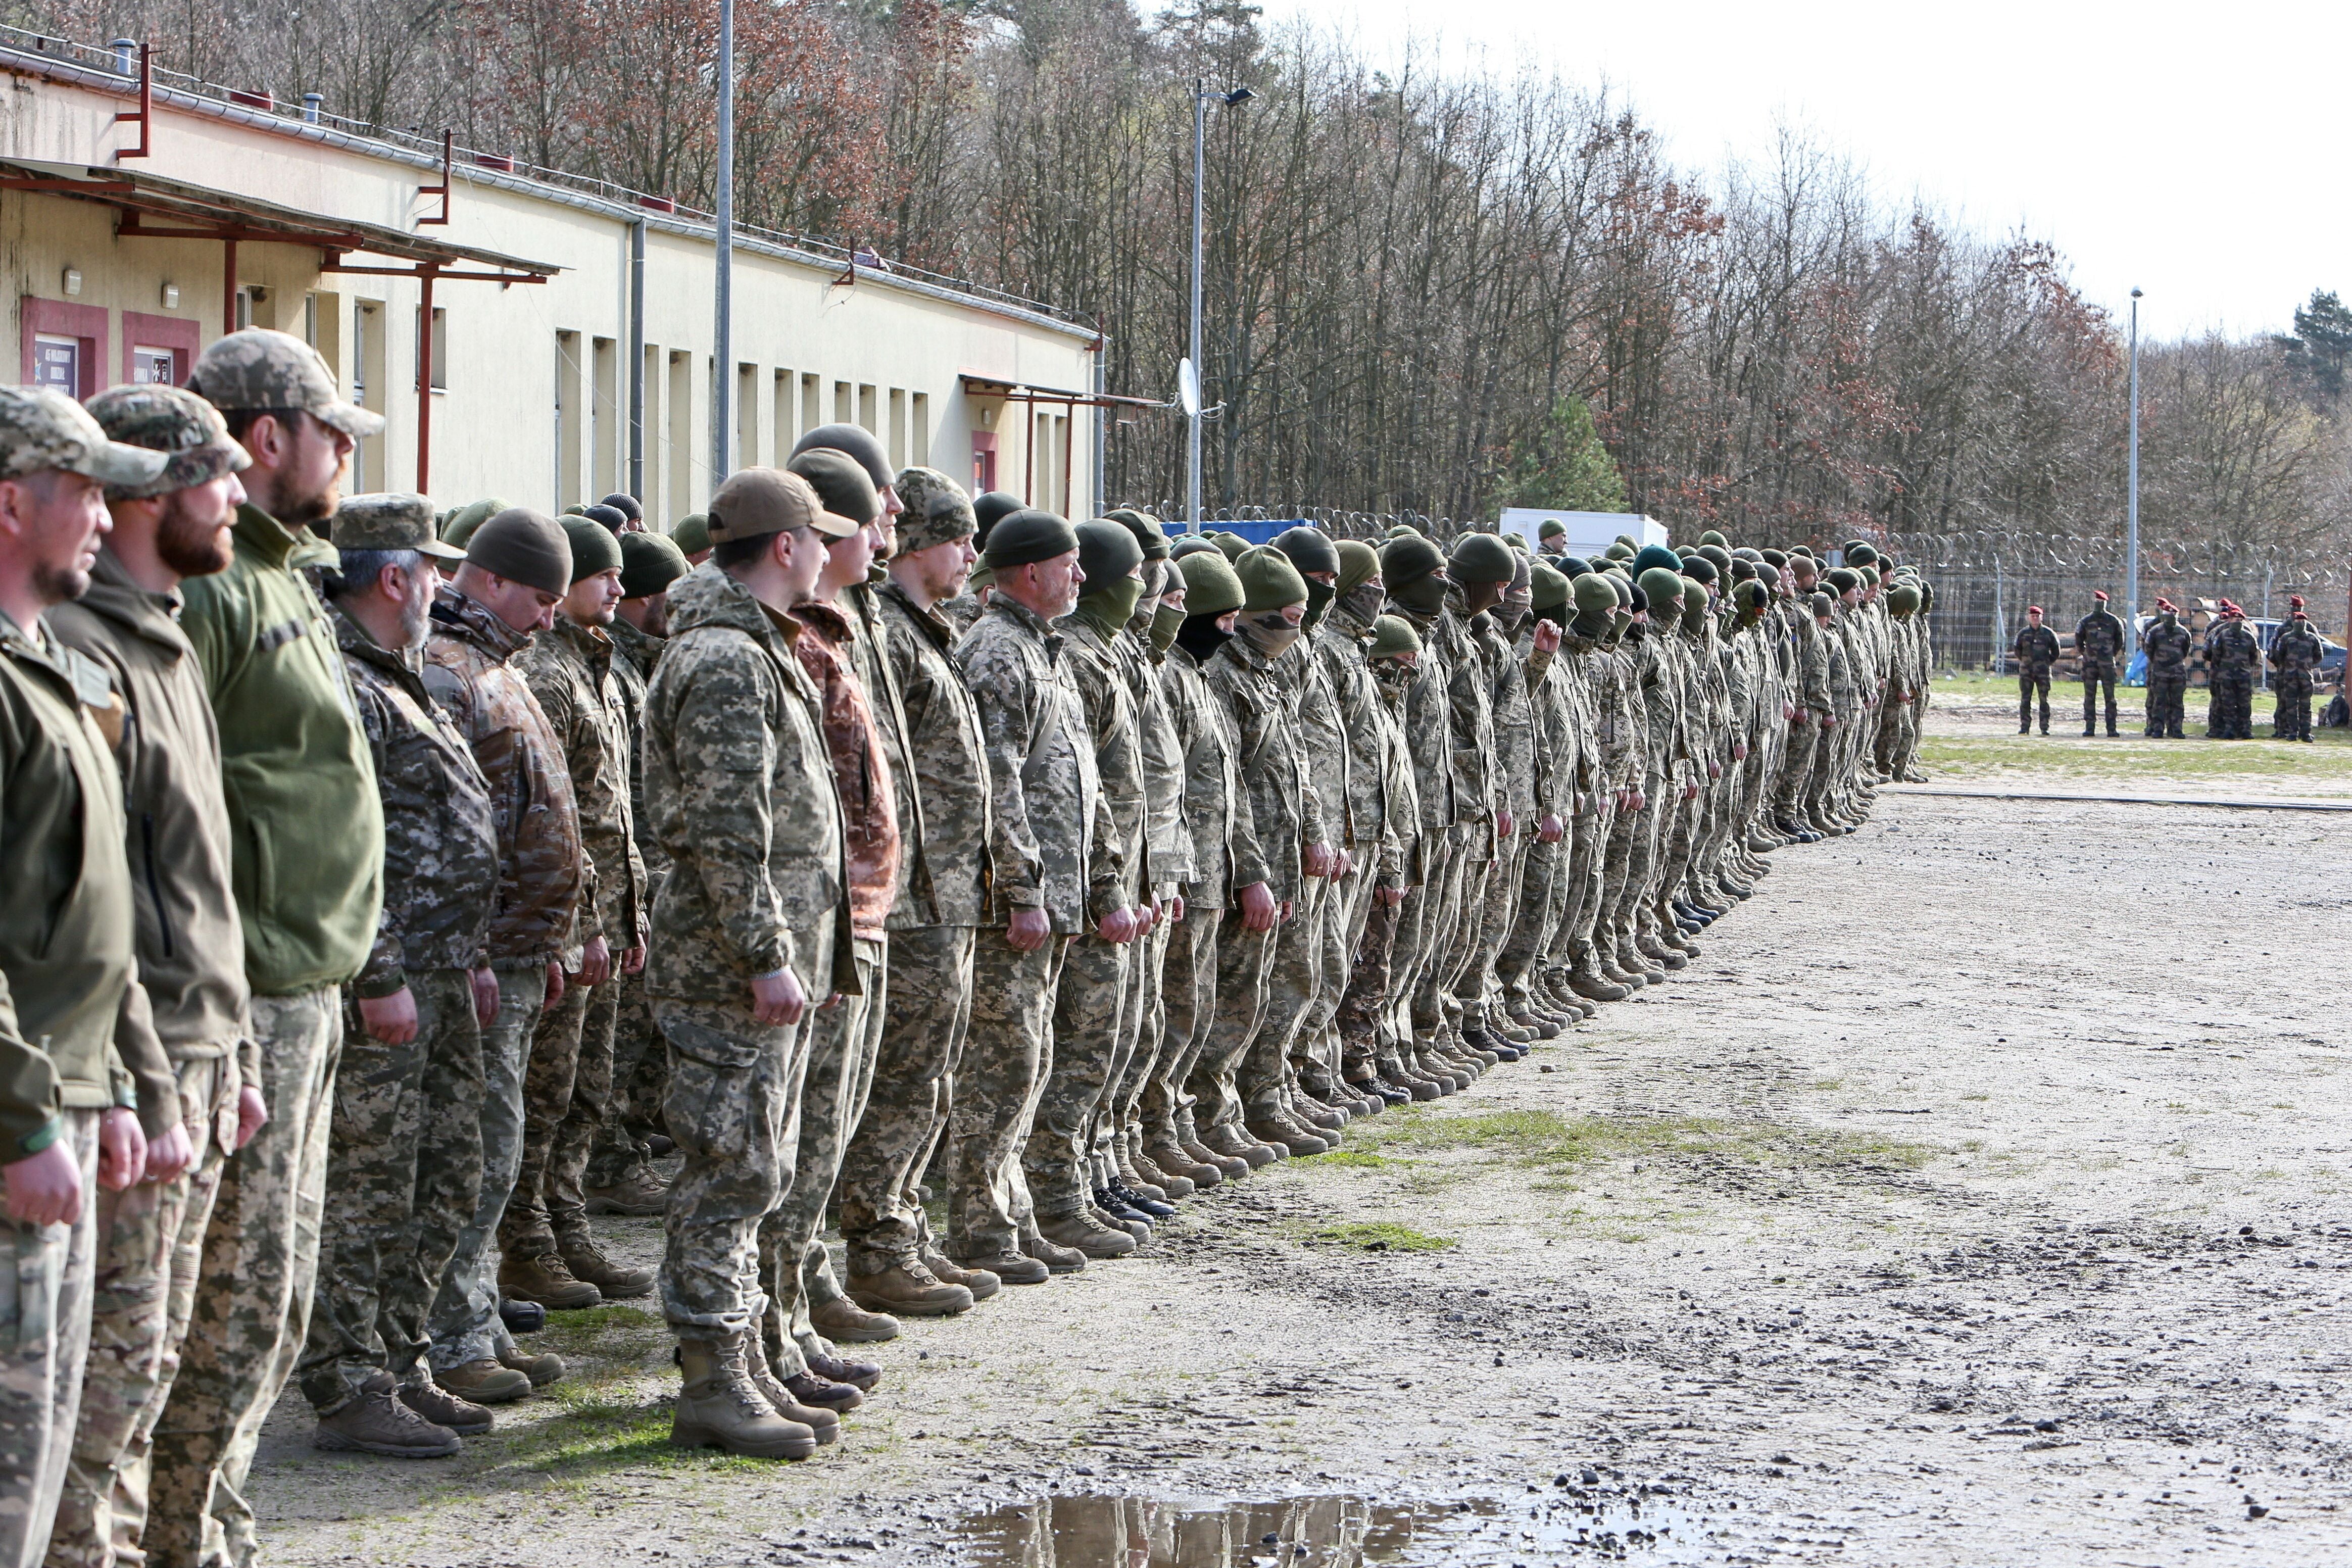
[911,391,930,467]
[130,347,177,384]
[32,333,81,393]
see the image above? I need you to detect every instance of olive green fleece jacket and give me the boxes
[0,611,147,1159]
[179,504,383,997]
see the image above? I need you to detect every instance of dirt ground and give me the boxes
[251,741,2352,1565]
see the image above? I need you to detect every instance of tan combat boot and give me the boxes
[314,1373,461,1457]
[671,1337,817,1460]
[919,1249,1004,1300]
[742,1332,845,1440]
[559,1234,654,1298]
[810,1295,901,1343]
[846,1260,974,1318]
[499,1251,600,1310]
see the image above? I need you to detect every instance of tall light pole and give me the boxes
[2126,285,2142,648]
[1187,80,1252,533]
[711,0,736,490]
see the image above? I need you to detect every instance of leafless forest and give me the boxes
[24,0,2352,566]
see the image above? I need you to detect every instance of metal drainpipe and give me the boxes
[628,219,645,499]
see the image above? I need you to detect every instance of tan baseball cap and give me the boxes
[331,493,467,561]
[707,467,858,544]
[0,386,172,488]
[187,328,388,439]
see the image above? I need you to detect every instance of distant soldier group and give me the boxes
[2016,591,2332,743]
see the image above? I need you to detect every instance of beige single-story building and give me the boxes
[0,30,1128,520]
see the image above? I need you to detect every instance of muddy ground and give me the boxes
[254,768,2352,1565]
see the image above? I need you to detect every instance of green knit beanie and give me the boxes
[1637,566,1686,612]
[1211,530,1250,562]
[619,531,690,598]
[670,513,711,557]
[1236,545,1307,611]
[1335,539,1381,595]
[444,498,507,549]
[1632,544,1682,576]
[1450,532,1515,585]
[1177,550,1245,618]
[561,517,624,581]
[1530,560,1570,611]
[1369,614,1421,659]
[1380,534,1444,588]
[1698,529,1728,548]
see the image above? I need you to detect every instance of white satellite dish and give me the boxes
[1178,358,1201,417]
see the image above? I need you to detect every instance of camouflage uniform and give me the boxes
[2075,606,2126,734]
[759,597,898,1374]
[46,471,251,1564]
[1256,630,1341,1108]
[587,614,669,1191]
[946,597,1110,1259]
[421,587,583,1377]
[296,601,497,1414]
[2204,618,2262,739]
[643,565,850,1342]
[1424,596,1498,1052]
[2142,615,2193,738]
[1464,603,1535,1037]
[508,616,646,1263]
[1382,603,1461,1080]
[837,575,992,1277]
[2013,622,2059,733]
[1499,622,1585,1019]
[1027,606,1141,1220]
[1313,595,1404,1086]
[2270,619,2325,740]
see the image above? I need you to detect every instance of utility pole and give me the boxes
[2126,286,2142,649]
[711,0,735,490]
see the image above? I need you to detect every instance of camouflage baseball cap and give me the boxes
[0,386,171,488]
[83,384,251,500]
[894,465,976,553]
[331,493,467,561]
[187,328,387,439]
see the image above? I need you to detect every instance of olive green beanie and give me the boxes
[1236,545,1307,611]
[1178,549,1245,618]
[1530,560,1570,611]
[1211,530,1250,562]
[1335,539,1381,595]
[1450,532,1515,585]
[1637,565,1687,612]
[670,513,712,557]
[1369,613,1421,658]
[1380,534,1445,588]
[444,498,507,549]
[619,530,690,597]
[1888,583,1921,615]
[560,517,624,581]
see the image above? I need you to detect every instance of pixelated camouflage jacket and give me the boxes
[422,586,584,967]
[606,616,666,882]
[956,595,1117,932]
[1313,606,1401,870]
[2012,624,2060,675]
[1204,631,1313,903]
[1475,609,1537,820]
[1275,628,1346,850]
[335,608,497,996]
[519,617,647,951]
[1162,640,1262,909]
[1055,606,1149,901]
[876,582,992,929]
[1432,597,1498,828]
[1122,621,1195,891]
[643,563,853,1004]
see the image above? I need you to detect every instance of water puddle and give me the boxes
[952,1485,1708,1564]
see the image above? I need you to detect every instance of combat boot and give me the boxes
[1089,1197,1152,1241]
[1200,1120,1285,1167]
[810,1295,900,1343]
[439,1357,533,1405]
[742,1331,848,1435]
[1145,1135,1223,1189]
[1127,1139,1194,1199]
[807,1348,883,1392]
[950,1245,1048,1286]
[496,1343,566,1389]
[920,1249,1003,1300]
[1038,1209,1138,1258]
[671,1337,817,1460]
[499,1251,601,1310]
[846,1260,975,1318]
[584,1160,669,1217]
[1247,1109,1331,1157]
[1566,956,1627,1003]
[1115,1147,1174,1203]
[399,1372,494,1436]
[560,1235,655,1299]
[1507,1006,1561,1041]
[314,1373,461,1457]
[1288,1090,1346,1133]
[1383,1066,1441,1101]
[1018,1230,1089,1273]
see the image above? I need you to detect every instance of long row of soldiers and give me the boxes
[0,326,1930,1567]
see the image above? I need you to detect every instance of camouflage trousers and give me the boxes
[942,934,1066,1260]
[1142,907,1220,1142]
[501,964,620,1259]
[585,965,668,1191]
[1435,826,1496,1039]
[1556,801,1613,971]
[46,1057,236,1568]
[425,965,546,1377]
[1334,884,1404,1079]
[1469,825,1534,1027]
[1,1110,99,1568]
[837,925,974,1277]
[1772,718,1819,817]
[1874,700,1917,778]
[297,970,485,1415]
[2274,673,2315,740]
[2145,675,2188,738]
[654,997,806,1343]
[1101,915,1173,1167]
[2208,674,2255,739]
[759,939,885,1376]
[1403,825,1472,1041]
[2081,667,2119,732]
[2018,673,2052,731]
[149,987,341,1568]
[1246,873,1330,1114]
[1186,913,1278,1132]
[1497,825,1563,1016]
[1023,935,1132,1220]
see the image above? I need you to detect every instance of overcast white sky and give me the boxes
[1256,0,2344,341]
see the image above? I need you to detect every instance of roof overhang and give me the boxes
[0,158,560,282]
[960,374,1168,412]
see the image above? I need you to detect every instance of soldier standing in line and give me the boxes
[2269,598,2324,742]
[582,530,691,1216]
[945,512,1110,1279]
[2204,601,2262,740]
[642,466,852,1461]
[2075,590,2126,737]
[2013,606,2059,735]
[504,520,652,1309]
[45,387,257,1568]
[157,332,386,1568]
[0,390,171,1568]
[837,469,1014,1295]
[296,495,501,1457]
[2141,598,2193,739]
[1428,535,1509,1064]
[419,510,583,1408]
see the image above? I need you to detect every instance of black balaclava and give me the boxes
[1176,611,1234,663]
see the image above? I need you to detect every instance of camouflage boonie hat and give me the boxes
[0,386,170,488]
[186,328,387,439]
[83,384,252,500]
[331,493,467,561]
[894,465,977,554]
